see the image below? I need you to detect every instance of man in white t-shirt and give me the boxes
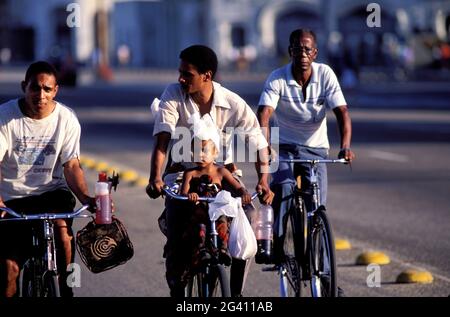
[0,61,94,297]
[257,29,355,265]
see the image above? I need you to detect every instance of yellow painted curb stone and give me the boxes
[356,251,390,265]
[136,177,149,187]
[335,239,351,250]
[121,170,139,182]
[80,157,96,169]
[396,270,433,284]
[95,161,109,172]
[79,156,143,186]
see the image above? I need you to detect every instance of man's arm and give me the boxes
[332,105,355,161]
[63,158,94,206]
[257,106,274,146]
[256,105,275,205]
[146,131,171,198]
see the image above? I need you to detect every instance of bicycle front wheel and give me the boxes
[21,260,60,297]
[310,208,337,297]
[280,210,305,297]
[21,259,39,297]
[186,264,230,297]
[42,271,60,297]
[185,271,203,297]
[206,264,230,297]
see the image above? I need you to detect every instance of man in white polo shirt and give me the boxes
[257,29,355,265]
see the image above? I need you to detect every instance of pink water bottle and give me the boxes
[95,172,112,224]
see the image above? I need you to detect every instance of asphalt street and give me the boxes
[0,70,449,297]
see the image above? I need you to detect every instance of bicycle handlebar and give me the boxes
[0,204,91,221]
[162,186,259,203]
[278,158,349,164]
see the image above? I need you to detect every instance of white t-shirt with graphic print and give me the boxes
[0,99,80,201]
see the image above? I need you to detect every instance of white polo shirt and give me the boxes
[153,81,268,164]
[258,62,346,149]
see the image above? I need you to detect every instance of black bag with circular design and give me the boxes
[76,216,134,273]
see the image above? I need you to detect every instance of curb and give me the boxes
[355,251,390,265]
[80,155,148,188]
[396,269,433,284]
[335,239,352,250]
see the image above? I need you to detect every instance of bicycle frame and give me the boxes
[0,205,91,297]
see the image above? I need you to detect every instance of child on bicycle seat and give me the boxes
[180,126,251,267]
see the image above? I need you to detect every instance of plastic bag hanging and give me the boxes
[228,204,257,260]
[208,190,240,221]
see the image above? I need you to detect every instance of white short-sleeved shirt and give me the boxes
[153,81,268,164]
[0,99,81,201]
[258,62,346,149]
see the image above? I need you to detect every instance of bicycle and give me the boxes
[162,184,258,298]
[0,204,92,297]
[268,158,349,297]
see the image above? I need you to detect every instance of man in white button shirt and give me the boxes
[257,29,355,266]
[146,45,273,297]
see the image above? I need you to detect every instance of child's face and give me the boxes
[192,139,218,166]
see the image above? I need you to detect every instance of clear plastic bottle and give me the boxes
[253,204,274,264]
[95,172,112,224]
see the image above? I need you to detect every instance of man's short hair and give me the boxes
[179,45,218,79]
[289,29,317,47]
[24,61,58,84]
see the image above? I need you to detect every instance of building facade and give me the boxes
[1,0,449,70]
